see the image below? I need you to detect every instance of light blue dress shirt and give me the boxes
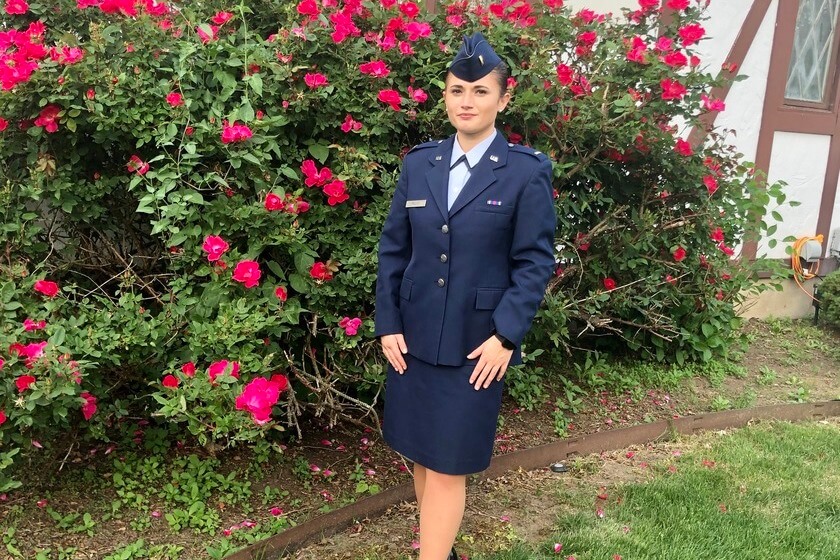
[447,130,497,212]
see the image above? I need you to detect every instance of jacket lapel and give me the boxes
[448,133,509,218]
[425,137,454,221]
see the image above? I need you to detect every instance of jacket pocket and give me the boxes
[475,288,506,310]
[399,277,413,301]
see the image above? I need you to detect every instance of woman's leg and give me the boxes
[413,463,427,509]
[418,468,466,560]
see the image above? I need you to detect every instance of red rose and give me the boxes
[603,278,617,291]
[673,247,687,262]
[34,280,59,298]
[265,193,283,211]
[232,260,262,288]
[162,374,180,388]
[274,286,288,302]
[310,261,333,281]
[16,375,36,392]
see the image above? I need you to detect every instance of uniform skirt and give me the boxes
[382,353,505,475]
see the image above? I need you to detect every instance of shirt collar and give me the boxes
[450,129,497,168]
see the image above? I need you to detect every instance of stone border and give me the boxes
[227,400,840,560]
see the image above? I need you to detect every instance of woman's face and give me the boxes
[443,71,510,143]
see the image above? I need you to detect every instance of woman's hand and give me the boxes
[380,333,408,374]
[467,336,513,390]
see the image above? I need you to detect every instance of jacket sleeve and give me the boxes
[375,167,411,337]
[492,158,556,346]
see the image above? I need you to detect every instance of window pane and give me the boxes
[785,0,840,102]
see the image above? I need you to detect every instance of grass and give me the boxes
[477,421,840,560]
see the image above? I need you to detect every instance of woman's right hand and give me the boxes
[380,334,408,374]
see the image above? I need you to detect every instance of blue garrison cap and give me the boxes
[448,32,502,82]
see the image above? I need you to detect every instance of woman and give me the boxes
[375,33,556,560]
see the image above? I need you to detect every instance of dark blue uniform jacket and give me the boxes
[375,132,556,366]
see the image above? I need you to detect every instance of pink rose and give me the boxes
[556,64,574,85]
[166,92,184,107]
[674,138,693,156]
[162,374,179,388]
[404,21,431,41]
[16,375,36,392]
[221,122,253,144]
[232,260,261,288]
[340,114,362,133]
[265,193,283,211]
[377,89,402,111]
[181,362,196,376]
[196,25,218,44]
[398,1,418,18]
[323,180,349,206]
[678,23,705,46]
[202,235,229,262]
[304,72,328,89]
[338,316,362,336]
[237,375,289,424]
[34,280,59,297]
[0,410,6,426]
[296,0,319,17]
[0,117,8,131]
[701,94,725,111]
[34,105,61,133]
[275,286,288,301]
[127,155,150,175]
[408,86,427,103]
[23,318,46,331]
[703,175,719,195]
[660,78,687,100]
[5,0,28,15]
[212,11,234,24]
[310,261,333,281]
[666,0,689,8]
[359,60,390,78]
[208,360,240,383]
[80,391,97,420]
[235,375,288,424]
[301,160,332,187]
[662,51,687,68]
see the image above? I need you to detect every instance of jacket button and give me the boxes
[440,254,448,262]
[441,224,449,234]
[437,278,445,287]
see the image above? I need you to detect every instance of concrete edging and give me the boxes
[227,400,840,560]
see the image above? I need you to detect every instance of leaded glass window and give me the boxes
[784,0,840,103]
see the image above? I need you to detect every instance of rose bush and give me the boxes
[0,0,788,487]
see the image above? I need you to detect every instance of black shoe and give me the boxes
[448,547,458,560]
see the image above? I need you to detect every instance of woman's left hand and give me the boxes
[467,336,514,390]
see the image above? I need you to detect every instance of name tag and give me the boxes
[405,199,427,208]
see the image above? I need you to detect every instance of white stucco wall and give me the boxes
[564,0,635,15]
[692,1,752,77]
[758,131,832,259]
[827,167,840,258]
[712,0,778,165]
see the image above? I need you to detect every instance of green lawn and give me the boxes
[478,421,840,560]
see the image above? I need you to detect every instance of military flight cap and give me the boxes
[448,32,502,82]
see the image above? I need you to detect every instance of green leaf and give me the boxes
[308,144,330,163]
[248,74,263,96]
[50,326,66,347]
[267,261,286,279]
[280,166,299,180]
[293,251,315,275]
[289,273,309,294]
